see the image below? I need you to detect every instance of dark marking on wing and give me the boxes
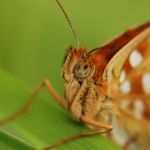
[88,22,150,81]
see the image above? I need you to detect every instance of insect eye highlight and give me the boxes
[74,60,94,79]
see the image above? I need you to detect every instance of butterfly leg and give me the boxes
[81,116,113,130]
[43,115,113,150]
[0,79,65,125]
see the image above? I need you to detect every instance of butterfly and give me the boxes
[60,21,150,150]
[55,0,150,149]
[0,0,149,150]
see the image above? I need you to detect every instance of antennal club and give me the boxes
[56,0,80,48]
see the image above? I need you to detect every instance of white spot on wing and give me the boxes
[119,70,126,83]
[120,80,131,94]
[111,117,130,145]
[111,118,139,150]
[133,100,144,119]
[142,73,150,93]
[129,50,143,68]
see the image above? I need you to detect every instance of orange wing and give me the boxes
[112,38,150,150]
[88,22,150,149]
[115,35,150,117]
[87,22,150,82]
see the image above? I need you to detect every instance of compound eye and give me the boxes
[74,60,94,79]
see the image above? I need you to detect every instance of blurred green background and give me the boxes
[0,0,150,96]
[0,1,149,149]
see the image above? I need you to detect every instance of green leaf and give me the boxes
[0,69,123,150]
[0,130,35,150]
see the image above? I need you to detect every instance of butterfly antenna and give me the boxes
[56,0,80,48]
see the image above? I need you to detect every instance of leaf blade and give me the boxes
[0,69,123,150]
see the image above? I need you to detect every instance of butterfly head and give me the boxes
[62,47,101,120]
[63,47,95,83]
